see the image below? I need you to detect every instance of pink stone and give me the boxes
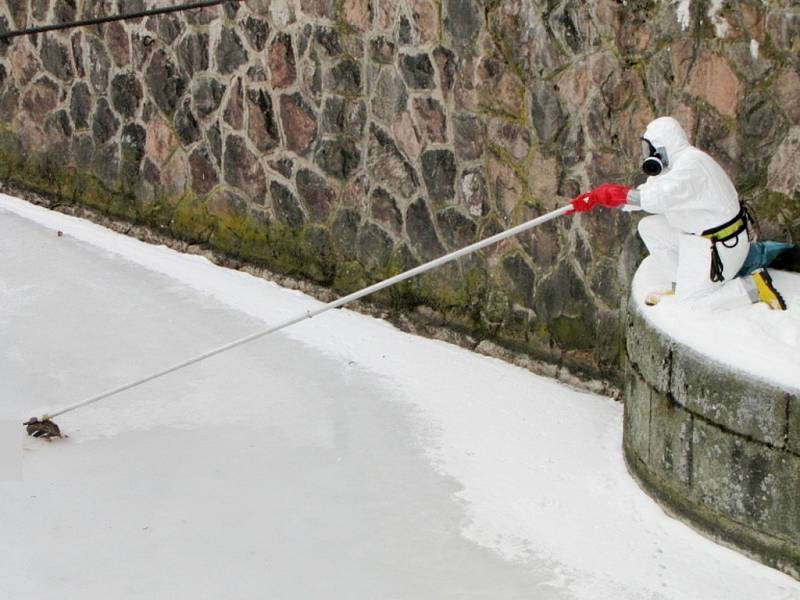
[767,126,800,196]
[10,42,41,87]
[247,89,280,153]
[686,52,742,118]
[161,149,189,197]
[145,116,178,165]
[557,62,590,110]
[106,21,130,68]
[392,111,423,160]
[776,68,800,125]
[412,97,447,144]
[478,59,521,114]
[669,38,695,86]
[409,0,440,44]
[268,34,296,89]
[526,152,559,200]
[740,3,766,41]
[342,0,372,32]
[375,2,400,31]
[493,70,525,116]
[671,103,697,139]
[343,173,370,209]
[21,78,59,122]
[280,93,318,155]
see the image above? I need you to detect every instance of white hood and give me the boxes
[642,117,691,168]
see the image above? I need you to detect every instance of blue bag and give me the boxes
[737,241,796,276]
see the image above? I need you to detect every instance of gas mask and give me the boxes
[641,138,668,176]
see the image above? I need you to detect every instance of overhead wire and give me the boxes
[0,0,244,41]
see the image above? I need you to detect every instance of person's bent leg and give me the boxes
[638,215,679,279]
[638,215,680,304]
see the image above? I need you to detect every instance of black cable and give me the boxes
[0,0,244,41]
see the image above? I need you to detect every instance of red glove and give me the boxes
[570,184,631,213]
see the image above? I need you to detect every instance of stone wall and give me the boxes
[0,0,798,384]
[625,298,800,580]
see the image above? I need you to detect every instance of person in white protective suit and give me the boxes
[570,116,787,310]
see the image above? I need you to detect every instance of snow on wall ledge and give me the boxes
[623,272,800,581]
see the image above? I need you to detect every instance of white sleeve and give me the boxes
[637,163,699,215]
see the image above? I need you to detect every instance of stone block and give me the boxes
[146,49,188,116]
[671,344,789,448]
[789,398,800,457]
[177,31,209,77]
[270,181,305,228]
[399,53,435,90]
[223,134,267,200]
[297,168,336,222]
[367,124,419,199]
[280,93,317,156]
[435,207,476,251]
[268,33,296,89]
[421,149,456,202]
[371,188,403,236]
[686,52,742,118]
[649,388,693,487]
[623,365,651,465]
[356,223,393,274]
[625,301,672,394]
[406,197,445,262]
[443,0,482,57]
[314,138,360,180]
[767,126,800,197]
[215,27,247,75]
[691,420,800,545]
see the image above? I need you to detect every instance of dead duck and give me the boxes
[24,418,62,440]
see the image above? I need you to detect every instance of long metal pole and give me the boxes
[28,204,572,423]
[0,0,242,41]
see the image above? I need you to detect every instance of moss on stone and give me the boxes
[168,195,215,242]
[299,224,336,284]
[550,315,596,350]
[333,260,368,295]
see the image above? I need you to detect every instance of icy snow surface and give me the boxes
[1,194,799,600]
[633,257,800,392]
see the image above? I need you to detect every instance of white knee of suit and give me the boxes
[637,215,679,281]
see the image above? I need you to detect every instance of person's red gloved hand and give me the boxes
[569,183,631,214]
[592,183,630,208]
[569,192,593,213]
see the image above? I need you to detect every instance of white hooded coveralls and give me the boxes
[633,117,750,305]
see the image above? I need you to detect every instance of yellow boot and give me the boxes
[752,268,787,310]
[645,289,675,306]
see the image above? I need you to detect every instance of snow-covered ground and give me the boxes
[1,194,798,600]
[633,256,800,391]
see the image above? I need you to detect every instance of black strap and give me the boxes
[710,240,725,282]
[740,203,758,241]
